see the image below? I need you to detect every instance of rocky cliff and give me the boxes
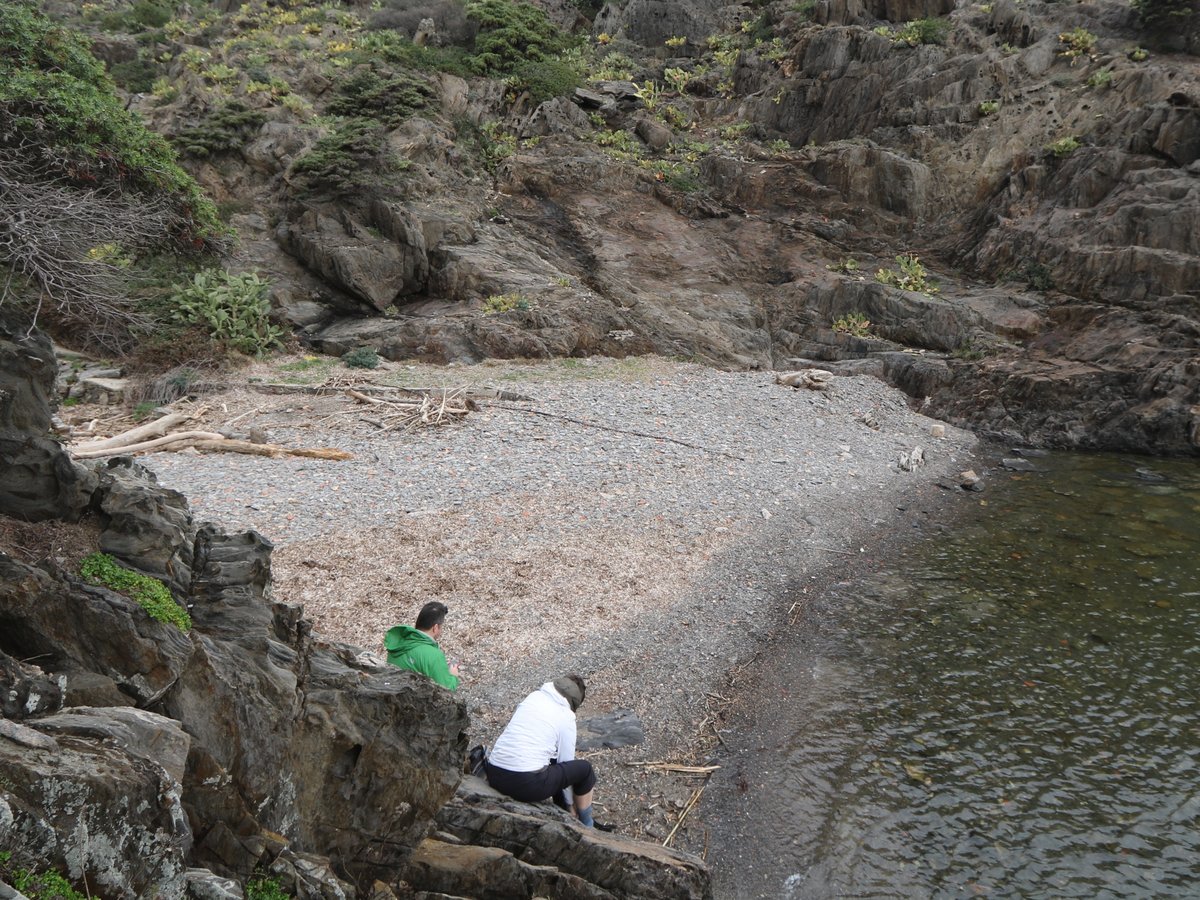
[0,307,712,898]
[73,0,1194,454]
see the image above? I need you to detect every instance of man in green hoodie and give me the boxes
[384,601,461,690]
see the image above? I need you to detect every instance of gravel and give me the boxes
[133,354,980,850]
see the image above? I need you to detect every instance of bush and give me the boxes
[245,875,291,900]
[978,99,1000,116]
[326,66,435,125]
[290,118,391,195]
[466,0,577,76]
[1058,27,1097,64]
[342,347,381,369]
[481,292,531,313]
[167,269,283,356]
[833,312,872,336]
[174,102,267,158]
[80,552,192,632]
[875,253,939,294]
[895,18,950,46]
[0,3,222,241]
[511,56,582,102]
[1047,135,1080,157]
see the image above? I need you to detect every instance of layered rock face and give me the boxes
[152,1,1195,454]
[0,316,711,898]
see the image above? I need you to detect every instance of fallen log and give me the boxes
[72,430,226,459]
[775,369,833,389]
[185,439,352,460]
[72,412,193,453]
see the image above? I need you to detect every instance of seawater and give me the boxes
[708,453,1200,899]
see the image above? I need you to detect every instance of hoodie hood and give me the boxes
[384,625,435,653]
[547,676,584,712]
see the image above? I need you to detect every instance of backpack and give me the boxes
[465,744,487,777]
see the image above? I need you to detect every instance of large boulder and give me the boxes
[0,553,194,706]
[0,308,96,521]
[0,710,193,899]
[429,777,712,900]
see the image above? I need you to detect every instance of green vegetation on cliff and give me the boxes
[80,552,192,632]
[0,1,224,353]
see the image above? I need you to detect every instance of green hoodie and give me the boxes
[384,625,459,691]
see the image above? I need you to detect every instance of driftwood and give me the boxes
[184,439,352,460]
[72,429,352,461]
[72,430,226,459]
[626,762,720,775]
[347,388,475,430]
[251,381,532,403]
[72,412,193,453]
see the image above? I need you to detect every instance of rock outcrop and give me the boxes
[135,0,1191,456]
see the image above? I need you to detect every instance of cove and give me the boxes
[706,452,1200,899]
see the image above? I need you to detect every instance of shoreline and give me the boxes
[117,354,982,851]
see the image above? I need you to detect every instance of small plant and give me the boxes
[553,275,571,287]
[245,874,291,900]
[634,80,663,110]
[895,18,951,46]
[978,99,1000,116]
[767,138,791,152]
[342,347,380,369]
[131,401,160,422]
[1058,27,1097,65]
[952,339,987,360]
[873,25,892,37]
[999,42,1018,54]
[827,257,860,274]
[596,32,612,45]
[167,269,283,356]
[663,67,691,93]
[665,35,688,49]
[1021,261,1055,292]
[875,253,939,294]
[1086,68,1114,88]
[481,293,532,313]
[833,312,872,336]
[721,122,752,141]
[1047,135,1080,157]
[1127,46,1150,62]
[80,552,191,632]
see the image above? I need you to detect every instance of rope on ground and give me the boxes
[489,403,747,461]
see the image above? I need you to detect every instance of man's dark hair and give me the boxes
[415,601,448,631]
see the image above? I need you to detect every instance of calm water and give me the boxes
[709,453,1200,899]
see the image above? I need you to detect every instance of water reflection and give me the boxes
[711,454,1200,899]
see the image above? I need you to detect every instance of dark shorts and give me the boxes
[484,759,596,804]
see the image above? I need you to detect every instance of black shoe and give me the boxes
[593,821,616,832]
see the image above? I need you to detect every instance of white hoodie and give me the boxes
[488,681,578,774]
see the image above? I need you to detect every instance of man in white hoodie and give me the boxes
[484,674,597,827]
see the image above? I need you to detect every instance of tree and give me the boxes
[0,1,225,352]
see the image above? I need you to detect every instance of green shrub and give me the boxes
[1130,0,1197,41]
[0,3,222,243]
[875,253,939,294]
[482,292,531,313]
[511,56,583,102]
[466,0,578,76]
[326,66,435,125]
[1047,135,1080,157]
[342,347,381,369]
[1086,68,1114,88]
[109,55,159,92]
[1127,46,1151,61]
[167,269,282,356]
[833,312,872,336]
[174,102,267,158]
[1058,27,1097,64]
[895,18,951,46]
[291,118,390,195]
[826,257,860,274]
[350,30,472,76]
[245,875,291,900]
[80,552,191,632]
[978,99,1000,116]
